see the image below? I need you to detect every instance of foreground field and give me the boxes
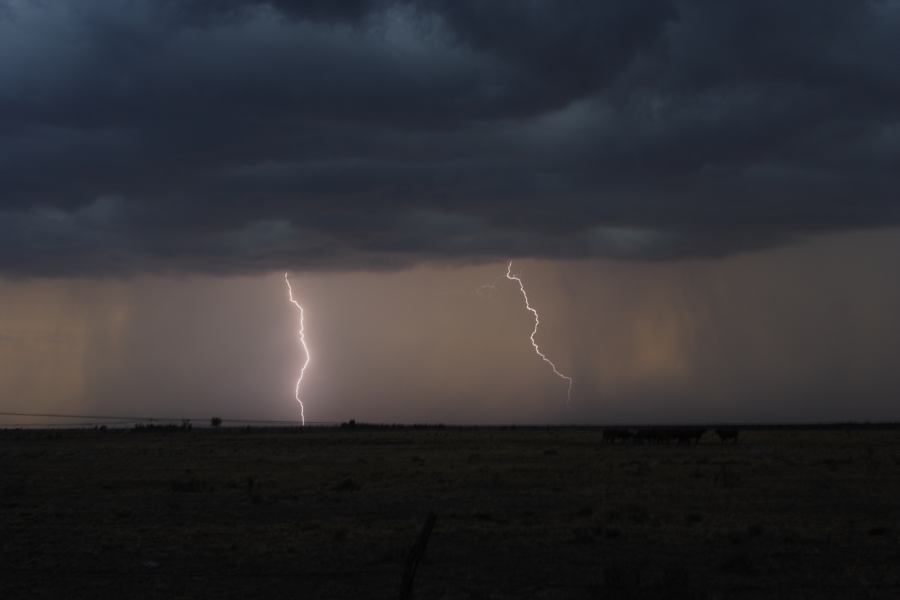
[3,427,900,599]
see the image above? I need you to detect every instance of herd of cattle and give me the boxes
[601,427,739,445]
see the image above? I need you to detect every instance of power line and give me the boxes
[0,411,331,425]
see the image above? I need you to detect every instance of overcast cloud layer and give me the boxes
[2,0,900,276]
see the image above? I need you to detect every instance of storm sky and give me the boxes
[2,1,900,424]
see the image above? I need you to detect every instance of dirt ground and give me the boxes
[3,426,900,599]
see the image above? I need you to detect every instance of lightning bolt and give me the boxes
[506,261,574,405]
[284,272,310,426]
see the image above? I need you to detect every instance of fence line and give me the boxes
[0,411,331,425]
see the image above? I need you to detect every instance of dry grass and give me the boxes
[2,427,900,598]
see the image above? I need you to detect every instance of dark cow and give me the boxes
[715,428,739,443]
[674,427,706,445]
[631,428,652,444]
[633,428,671,444]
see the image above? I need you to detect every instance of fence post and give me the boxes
[398,512,437,600]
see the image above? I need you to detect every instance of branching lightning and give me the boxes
[506,261,574,405]
[475,280,499,298]
[284,272,310,426]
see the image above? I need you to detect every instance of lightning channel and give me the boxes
[506,261,574,405]
[284,272,310,426]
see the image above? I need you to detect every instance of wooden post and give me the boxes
[398,512,437,600]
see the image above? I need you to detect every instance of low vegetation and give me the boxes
[2,426,900,598]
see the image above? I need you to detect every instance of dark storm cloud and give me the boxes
[1,0,899,276]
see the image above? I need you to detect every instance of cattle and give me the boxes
[602,428,634,444]
[715,428,739,443]
[632,428,670,444]
[674,427,706,445]
[631,428,652,444]
[603,427,708,445]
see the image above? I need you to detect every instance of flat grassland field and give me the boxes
[3,427,900,599]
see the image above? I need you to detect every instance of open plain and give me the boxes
[3,426,900,599]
